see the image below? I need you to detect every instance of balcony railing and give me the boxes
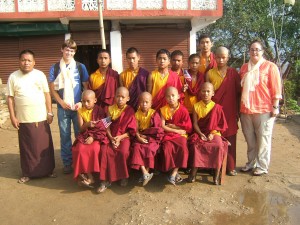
[0,0,217,13]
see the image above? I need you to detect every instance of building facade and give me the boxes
[0,0,222,83]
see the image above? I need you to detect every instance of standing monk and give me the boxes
[206,47,241,176]
[119,47,149,111]
[49,39,89,174]
[147,49,183,110]
[170,50,184,77]
[89,49,119,112]
[240,39,282,176]
[197,34,217,75]
[7,49,56,183]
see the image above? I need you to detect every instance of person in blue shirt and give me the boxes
[49,39,89,174]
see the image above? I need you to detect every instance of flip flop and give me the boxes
[142,173,153,186]
[167,175,176,186]
[18,177,30,184]
[175,173,183,183]
[79,179,94,189]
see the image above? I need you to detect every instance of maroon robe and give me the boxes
[72,105,107,179]
[88,67,119,112]
[152,70,184,110]
[188,104,228,169]
[185,70,205,100]
[158,104,192,172]
[212,67,241,171]
[127,67,149,111]
[204,52,218,75]
[131,112,164,170]
[100,105,136,182]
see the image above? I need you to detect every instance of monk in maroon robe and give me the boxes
[89,50,119,112]
[206,46,241,176]
[131,92,164,186]
[188,83,228,185]
[158,87,192,186]
[97,87,136,193]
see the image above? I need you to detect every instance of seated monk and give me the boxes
[97,87,136,193]
[72,90,107,188]
[159,87,192,186]
[188,82,228,185]
[131,92,164,186]
[89,49,119,112]
[119,47,149,111]
[147,49,183,110]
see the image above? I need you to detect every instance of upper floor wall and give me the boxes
[0,0,222,21]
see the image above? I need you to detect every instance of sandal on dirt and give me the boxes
[78,179,94,189]
[186,175,196,183]
[96,182,111,194]
[167,175,176,186]
[228,170,237,176]
[253,168,267,176]
[48,173,57,178]
[142,173,153,186]
[175,173,183,183]
[78,173,88,181]
[18,177,30,184]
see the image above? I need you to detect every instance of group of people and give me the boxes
[6,34,282,194]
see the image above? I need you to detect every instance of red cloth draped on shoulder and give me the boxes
[72,105,107,179]
[128,67,149,111]
[131,112,164,170]
[158,104,192,172]
[205,53,218,74]
[88,67,119,112]
[212,67,241,137]
[188,104,228,169]
[185,70,205,100]
[100,106,137,182]
[152,70,184,110]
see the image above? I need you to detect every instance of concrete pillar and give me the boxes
[110,20,123,73]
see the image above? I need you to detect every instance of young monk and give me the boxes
[89,49,119,112]
[188,82,228,185]
[181,54,205,115]
[131,92,164,186]
[171,50,184,76]
[147,49,183,110]
[72,90,107,188]
[97,87,136,193]
[159,87,192,185]
[119,47,149,111]
[197,34,217,75]
[206,46,241,176]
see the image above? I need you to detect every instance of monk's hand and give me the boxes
[166,124,176,128]
[183,83,188,92]
[137,135,148,144]
[199,133,207,141]
[74,102,82,111]
[10,116,19,130]
[85,136,94,145]
[89,121,97,128]
[207,133,214,141]
[177,129,186,135]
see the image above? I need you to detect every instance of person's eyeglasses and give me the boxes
[250,48,263,52]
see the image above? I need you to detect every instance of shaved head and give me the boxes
[82,89,96,99]
[116,86,129,97]
[201,82,214,91]
[216,46,230,56]
[139,92,152,101]
[165,86,179,95]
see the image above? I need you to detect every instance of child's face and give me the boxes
[216,52,229,68]
[200,84,214,103]
[126,52,140,70]
[61,47,76,61]
[139,94,152,112]
[171,55,183,71]
[82,94,96,110]
[188,57,200,73]
[115,90,130,108]
[165,89,180,107]
[97,52,111,69]
[156,53,170,70]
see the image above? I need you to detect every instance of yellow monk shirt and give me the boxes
[78,107,93,123]
[89,69,106,90]
[194,100,221,136]
[135,108,156,131]
[180,76,198,113]
[207,68,225,91]
[199,55,210,74]
[150,69,169,97]
[120,68,139,89]
[160,103,188,138]
[108,104,127,120]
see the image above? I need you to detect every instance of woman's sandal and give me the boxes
[18,177,30,184]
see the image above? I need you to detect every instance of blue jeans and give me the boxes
[57,107,79,166]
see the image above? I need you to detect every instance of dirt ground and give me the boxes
[0,104,299,225]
